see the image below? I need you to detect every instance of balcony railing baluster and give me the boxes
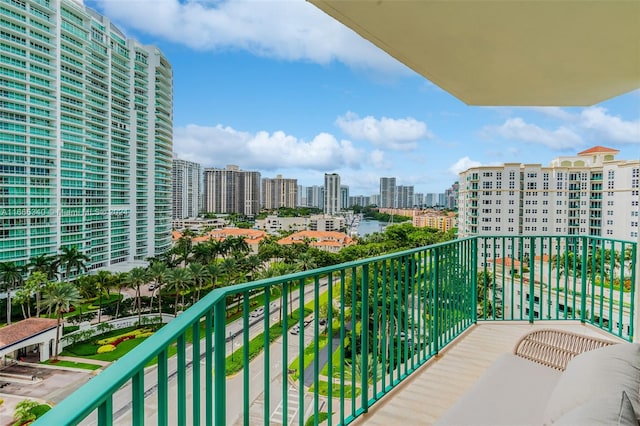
[33,235,636,426]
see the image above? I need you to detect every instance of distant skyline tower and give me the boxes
[324,173,341,215]
[172,157,201,219]
[340,185,349,212]
[380,177,397,208]
[0,0,173,271]
[396,185,415,208]
[305,185,323,209]
[262,175,298,210]
[203,165,261,217]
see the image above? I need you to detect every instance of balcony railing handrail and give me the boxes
[35,235,637,426]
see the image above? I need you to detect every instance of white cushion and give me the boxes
[543,343,640,424]
[437,353,561,426]
[553,391,638,426]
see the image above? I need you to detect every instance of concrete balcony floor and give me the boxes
[352,321,622,425]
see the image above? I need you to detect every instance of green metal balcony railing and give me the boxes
[36,235,637,426]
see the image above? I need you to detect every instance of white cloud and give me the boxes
[579,107,640,144]
[449,157,481,175]
[94,0,405,73]
[527,107,576,121]
[482,118,583,150]
[335,112,434,150]
[174,124,363,171]
[369,149,391,169]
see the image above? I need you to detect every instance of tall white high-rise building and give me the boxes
[172,158,201,220]
[261,175,298,210]
[0,0,173,271]
[458,146,639,241]
[305,186,323,209]
[380,177,397,208]
[396,185,415,208]
[340,185,349,211]
[203,166,261,217]
[324,173,341,215]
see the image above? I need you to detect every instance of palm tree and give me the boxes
[191,240,217,265]
[228,236,250,259]
[42,281,81,360]
[56,246,89,281]
[257,266,282,321]
[112,273,128,319]
[187,262,208,303]
[243,255,264,281]
[166,268,193,316]
[295,252,317,273]
[205,263,221,295]
[125,267,149,325]
[94,270,112,323]
[28,254,58,281]
[173,235,193,266]
[148,262,168,316]
[23,271,48,317]
[0,261,25,325]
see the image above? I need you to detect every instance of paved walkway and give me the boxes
[56,356,111,367]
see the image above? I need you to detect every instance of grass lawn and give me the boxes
[288,334,328,381]
[321,345,347,378]
[308,380,360,398]
[42,359,102,371]
[225,306,313,376]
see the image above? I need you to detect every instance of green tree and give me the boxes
[13,399,40,425]
[56,246,89,281]
[205,263,221,294]
[173,235,193,266]
[27,254,58,281]
[14,287,31,320]
[42,281,81,360]
[191,240,217,265]
[94,270,113,324]
[0,261,24,325]
[112,273,128,319]
[477,270,501,319]
[295,252,317,272]
[24,271,48,317]
[187,262,208,303]
[125,268,149,324]
[148,262,168,316]
[166,268,193,316]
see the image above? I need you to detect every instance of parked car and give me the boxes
[148,284,156,291]
[290,325,300,335]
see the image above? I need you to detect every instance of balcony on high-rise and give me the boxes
[36,235,637,425]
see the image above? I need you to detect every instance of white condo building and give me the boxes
[172,157,201,220]
[458,146,639,242]
[380,177,397,208]
[0,0,173,271]
[324,173,341,215]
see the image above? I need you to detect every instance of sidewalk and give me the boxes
[55,356,110,367]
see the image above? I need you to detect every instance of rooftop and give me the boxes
[0,318,58,349]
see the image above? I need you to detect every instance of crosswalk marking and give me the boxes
[270,385,300,425]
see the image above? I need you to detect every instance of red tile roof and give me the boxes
[488,257,521,267]
[577,146,620,156]
[277,230,354,246]
[0,318,58,348]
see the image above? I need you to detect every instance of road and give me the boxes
[76,278,331,425]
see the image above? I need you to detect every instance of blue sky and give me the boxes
[87,0,639,196]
